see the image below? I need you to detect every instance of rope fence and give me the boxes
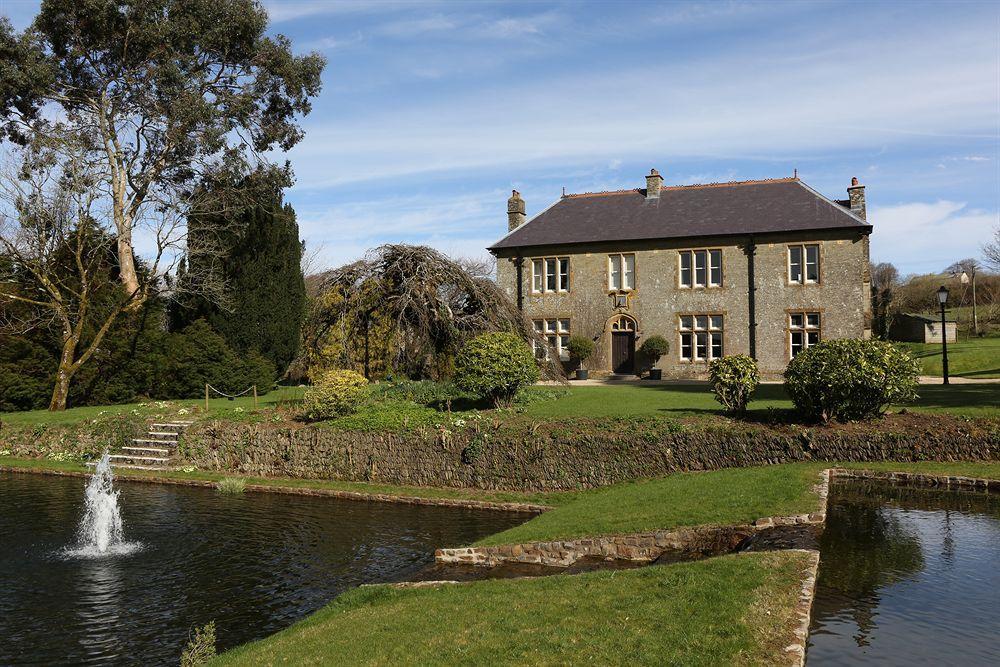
[205,383,258,410]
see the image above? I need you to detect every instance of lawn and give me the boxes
[214,550,812,667]
[0,386,307,426]
[896,335,1000,379]
[475,464,826,546]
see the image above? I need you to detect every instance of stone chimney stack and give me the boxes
[645,168,664,200]
[507,190,526,231]
[847,176,866,220]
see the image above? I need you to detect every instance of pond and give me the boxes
[0,471,531,666]
[807,478,1000,664]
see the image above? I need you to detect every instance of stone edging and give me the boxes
[0,465,551,514]
[784,549,821,667]
[437,469,831,567]
[831,468,1000,490]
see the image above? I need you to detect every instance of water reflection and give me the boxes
[0,472,531,666]
[807,479,1000,664]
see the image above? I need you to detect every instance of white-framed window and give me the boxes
[531,257,569,293]
[789,312,821,357]
[679,249,722,288]
[608,253,635,291]
[533,318,571,360]
[788,244,820,284]
[679,314,724,361]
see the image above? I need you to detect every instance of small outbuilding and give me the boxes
[889,313,957,343]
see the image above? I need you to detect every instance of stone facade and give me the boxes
[492,175,873,378]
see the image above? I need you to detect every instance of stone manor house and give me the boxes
[489,169,873,378]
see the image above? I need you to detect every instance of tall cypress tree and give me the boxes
[170,180,306,375]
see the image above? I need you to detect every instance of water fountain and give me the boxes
[65,452,140,557]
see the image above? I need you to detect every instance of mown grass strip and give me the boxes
[214,551,812,667]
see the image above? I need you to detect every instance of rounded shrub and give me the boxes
[638,335,670,361]
[302,369,369,420]
[708,354,760,415]
[566,336,595,364]
[454,332,539,408]
[783,338,919,423]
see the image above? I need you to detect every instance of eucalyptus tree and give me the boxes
[0,0,324,409]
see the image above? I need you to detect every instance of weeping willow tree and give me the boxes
[301,244,561,381]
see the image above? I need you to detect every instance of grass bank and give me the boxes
[897,335,1000,379]
[214,550,812,666]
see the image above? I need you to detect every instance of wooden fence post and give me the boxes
[205,384,209,412]
[253,385,258,410]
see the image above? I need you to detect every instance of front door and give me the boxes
[612,331,635,374]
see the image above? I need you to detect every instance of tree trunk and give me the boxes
[48,338,79,411]
[117,229,141,297]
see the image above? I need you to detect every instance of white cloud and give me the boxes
[869,201,999,272]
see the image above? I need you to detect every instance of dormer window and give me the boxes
[609,253,635,291]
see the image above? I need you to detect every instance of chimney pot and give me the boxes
[645,168,664,200]
[847,177,866,220]
[507,190,526,231]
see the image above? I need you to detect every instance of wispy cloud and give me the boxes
[869,201,999,271]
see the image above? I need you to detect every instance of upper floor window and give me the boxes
[679,249,722,288]
[609,253,635,291]
[789,312,821,357]
[679,314,724,361]
[533,318,571,360]
[531,257,569,293]
[788,244,819,284]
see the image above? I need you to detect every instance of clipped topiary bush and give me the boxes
[639,335,670,360]
[454,332,539,408]
[783,338,919,423]
[302,369,369,420]
[566,336,595,366]
[708,354,760,415]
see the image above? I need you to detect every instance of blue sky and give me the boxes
[3,0,999,275]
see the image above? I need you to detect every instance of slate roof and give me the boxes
[489,178,872,252]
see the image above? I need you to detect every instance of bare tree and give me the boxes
[985,226,1000,272]
[0,144,192,409]
[946,258,982,335]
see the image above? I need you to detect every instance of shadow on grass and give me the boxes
[912,384,1000,410]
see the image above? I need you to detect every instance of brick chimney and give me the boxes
[507,190,526,231]
[847,176,866,220]
[645,168,663,200]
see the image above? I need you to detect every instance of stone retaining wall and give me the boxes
[167,417,995,492]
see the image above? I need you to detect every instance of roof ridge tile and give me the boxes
[561,177,799,199]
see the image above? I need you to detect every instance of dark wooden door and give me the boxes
[612,331,635,374]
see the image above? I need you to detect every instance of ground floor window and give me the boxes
[533,318,571,360]
[789,311,821,357]
[679,314,723,361]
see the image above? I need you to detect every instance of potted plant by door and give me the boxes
[566,336,595,380]
[638,335,669,380]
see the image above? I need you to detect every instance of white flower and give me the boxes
[178,408,190,415]
[234,407,245,413]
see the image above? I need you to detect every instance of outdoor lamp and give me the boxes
[937,285,950,385]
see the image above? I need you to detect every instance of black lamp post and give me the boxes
[937,285,950,385]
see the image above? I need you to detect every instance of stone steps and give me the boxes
[105,420,195,471]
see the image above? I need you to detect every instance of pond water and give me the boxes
[807,478,1000,664]
[0,471,531,666]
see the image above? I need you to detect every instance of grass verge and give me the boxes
[475,464,827,546]
[896,334,1000,379]
[213,550,812,667]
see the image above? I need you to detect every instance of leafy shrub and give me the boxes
[0,336,54,411]
[708,355,760,415]
[302,369,369,420]
[370,380,471,407]
[180,621,216,667]
[454,332,539,408]
[784,339,920,423]
[566,336,595,364]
